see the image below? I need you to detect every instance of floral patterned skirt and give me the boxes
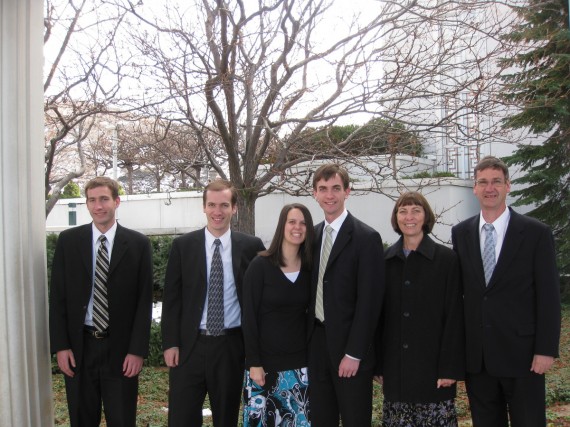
[242,367,310,427]
[382,399,458,427]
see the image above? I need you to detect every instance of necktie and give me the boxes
[315,225,333,322]
[207,239,224,335]
[482,223,496,285]
[93,235,110,331]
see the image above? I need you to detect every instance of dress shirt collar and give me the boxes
[478,207,510,238]
[205,227,231,249]
[325,209,348,234]
[92,222,117,246]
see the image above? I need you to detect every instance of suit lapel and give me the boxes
[197,228,207,282]
[489,209,523,288]
[109,224,128,276]
[327,214,353,267]
[464,216,487,289]
[231,231,241,281]
[79,224,93,279]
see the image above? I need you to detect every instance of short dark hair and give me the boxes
[84,177,120,200]
[261,203,314,270]
[312,164,350,190]
[391,191,436,235]
[474,156,510,181]
[203,179,238,207]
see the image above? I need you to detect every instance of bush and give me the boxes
[61,181,81,199]
[145,320,166,367]
[150,235,174,300]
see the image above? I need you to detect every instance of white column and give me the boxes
[0,0,53,426]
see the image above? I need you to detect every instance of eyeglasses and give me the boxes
[475,179,507,187]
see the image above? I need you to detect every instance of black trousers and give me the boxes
[466,367,546,427]
[308,324,374,427]
[64,332,138,427]
[167,332,245,427]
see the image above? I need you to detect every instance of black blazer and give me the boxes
[161,228,265,364]
[308,212,385,367]
[378,235,465,403]
[49,223,153,375]
[451,208,561,377]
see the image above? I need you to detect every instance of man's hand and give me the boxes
[56,349,76,377]
[249,366,266,387]
[123,354,144,377]
[338,356,360,378]
[531,354,555,375]
[164,347,179,368]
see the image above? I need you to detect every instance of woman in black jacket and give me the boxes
[242,203,314,427]
[375,192,465,427]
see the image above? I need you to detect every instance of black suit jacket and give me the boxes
[451,208,561,377]
[308,212,385,367]
[161,228,265,364]
[49,223,153,375]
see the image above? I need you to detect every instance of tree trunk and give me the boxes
[235,192,257,235]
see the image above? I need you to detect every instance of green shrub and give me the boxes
[61,181,81,199]
[145,320,166,367]
[149,235,174,300]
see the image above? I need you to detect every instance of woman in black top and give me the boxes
[375,192,464,427]
[242,203,314,427]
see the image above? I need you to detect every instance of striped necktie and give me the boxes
[482,223,496,285]
[93,235,110,331]
[207,239,224,335]
[315,225,333,322]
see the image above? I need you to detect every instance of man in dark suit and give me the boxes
[49,177,153,427]
[452,156,561,427]
[307,163,385,426]
[161,179,265,427]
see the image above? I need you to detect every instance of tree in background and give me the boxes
[61,181,81,199]
[44,0,146,215]
[120,0,517,233]
[500,0,570,277]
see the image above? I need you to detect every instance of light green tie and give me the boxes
[315,225,333,322]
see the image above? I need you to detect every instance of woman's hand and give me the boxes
[250,366,266,386]
[436,378,456,388]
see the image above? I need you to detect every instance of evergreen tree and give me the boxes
[500,0,570,277]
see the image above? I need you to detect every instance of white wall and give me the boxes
[47,178,480,246]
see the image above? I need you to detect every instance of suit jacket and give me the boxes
[161,228,265,364]
[49,223,153,376]
[378,235,465,403]
[308,212,385,367]
[451,208,561,377]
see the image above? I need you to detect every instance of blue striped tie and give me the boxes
[482,223,496,285]
[207,239,224,335]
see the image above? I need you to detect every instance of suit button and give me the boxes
[404,280,411,286]
[483,296,488,301]
[403,312,410,318]
[402,343,409,349]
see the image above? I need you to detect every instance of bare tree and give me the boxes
[44,0,147,215]
[109,0,522,233]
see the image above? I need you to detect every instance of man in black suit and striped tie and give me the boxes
[50,177,153,426]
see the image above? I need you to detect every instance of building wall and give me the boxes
[47,178,480,246]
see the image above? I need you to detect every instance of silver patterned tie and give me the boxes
[93,235,110,331]
[315,225,333,322]
[482,223,496,285]
[207,239,224,335]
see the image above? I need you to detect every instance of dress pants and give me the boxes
[64,331,138,427]
[466,367,546,427]
[168,331,244,427]
[308,323,374,427]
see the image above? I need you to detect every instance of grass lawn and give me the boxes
[53,304,570,426]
